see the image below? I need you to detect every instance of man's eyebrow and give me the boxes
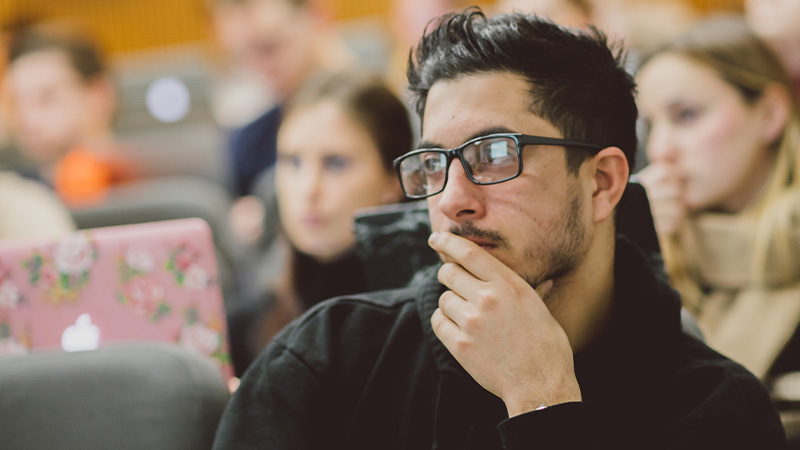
[417,126,517,150]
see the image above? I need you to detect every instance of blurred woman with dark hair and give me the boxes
[228,70,412,377]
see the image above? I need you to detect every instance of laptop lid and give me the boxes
[0,218,232,380]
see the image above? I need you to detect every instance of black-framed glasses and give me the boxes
[393,133,603,199]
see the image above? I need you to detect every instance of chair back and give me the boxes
[0,343,230,450]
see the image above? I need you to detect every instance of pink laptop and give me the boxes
[0,218,233,380]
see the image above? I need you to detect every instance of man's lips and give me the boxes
[465,237,498,250]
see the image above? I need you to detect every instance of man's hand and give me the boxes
[636,162,686,236]
[428,231,581,417]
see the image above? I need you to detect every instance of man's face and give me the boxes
[7,50,91,165]
[422,71,593,289]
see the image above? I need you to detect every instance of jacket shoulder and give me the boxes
[267,281,429,371]
[662,333,787,446]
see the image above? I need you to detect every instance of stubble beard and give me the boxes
[521,184,587,291]
[448,183,588,293]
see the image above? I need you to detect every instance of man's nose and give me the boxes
[435,158,486,221]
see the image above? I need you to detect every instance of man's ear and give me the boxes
[589,146,629,223]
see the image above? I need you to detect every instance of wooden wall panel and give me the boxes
[0,0,741,57]
[688,0,744,14]
[0,0,210,54]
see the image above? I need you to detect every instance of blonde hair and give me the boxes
[641,16,800,312]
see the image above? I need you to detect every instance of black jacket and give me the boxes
[214,236,786,449]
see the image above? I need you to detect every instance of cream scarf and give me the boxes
[682,212,800,379]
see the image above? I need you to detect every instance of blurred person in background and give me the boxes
[494,0,593,29]
[746,0,800,101]
[0,21,21,153]
[227,70,410,377]
[0,170,75,239]
[386,0,461,94]
[636,16,800,443]
[0,19,73,240]
[591,0,698,61]
[208,0,354,199]
[209,0,357,268]
[5,23,132,206]
[492,0,697,60]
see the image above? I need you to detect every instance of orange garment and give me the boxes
[53,148,113,206]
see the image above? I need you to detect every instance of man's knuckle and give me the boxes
[438,290,452,308]
[454,336,471,352]
[431,309,443,330]
[462,311,480,329]
[475,289,498,310]
[438,263,456,284]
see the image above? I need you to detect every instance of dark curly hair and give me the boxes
[407,7,638,173]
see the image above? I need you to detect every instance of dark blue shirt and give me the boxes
[229,105,283,196]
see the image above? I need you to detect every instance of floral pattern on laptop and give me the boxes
[0,266,23,310]
[179,306,230,369]
[165,244,212,290]
[116,247,171,321]
[0,320,30,355]
[23,233,97,305]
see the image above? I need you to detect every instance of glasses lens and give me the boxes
[399,151,448,198]
[462,137,519,183]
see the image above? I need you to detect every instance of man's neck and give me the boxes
[545,224,616,352]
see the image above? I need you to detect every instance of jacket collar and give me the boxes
[413,264,464,378]
[573,236,683,397]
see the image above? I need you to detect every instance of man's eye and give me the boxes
[473,140,513,165]
[422,155,445,173]
[324,155,350,172]
[487,141,512,161]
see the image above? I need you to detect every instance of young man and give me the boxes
[5,24,129,205]
[213,9,787,448]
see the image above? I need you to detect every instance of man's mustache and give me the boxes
[449,221,509,249]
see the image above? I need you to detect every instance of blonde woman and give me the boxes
[637,15,800,432]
